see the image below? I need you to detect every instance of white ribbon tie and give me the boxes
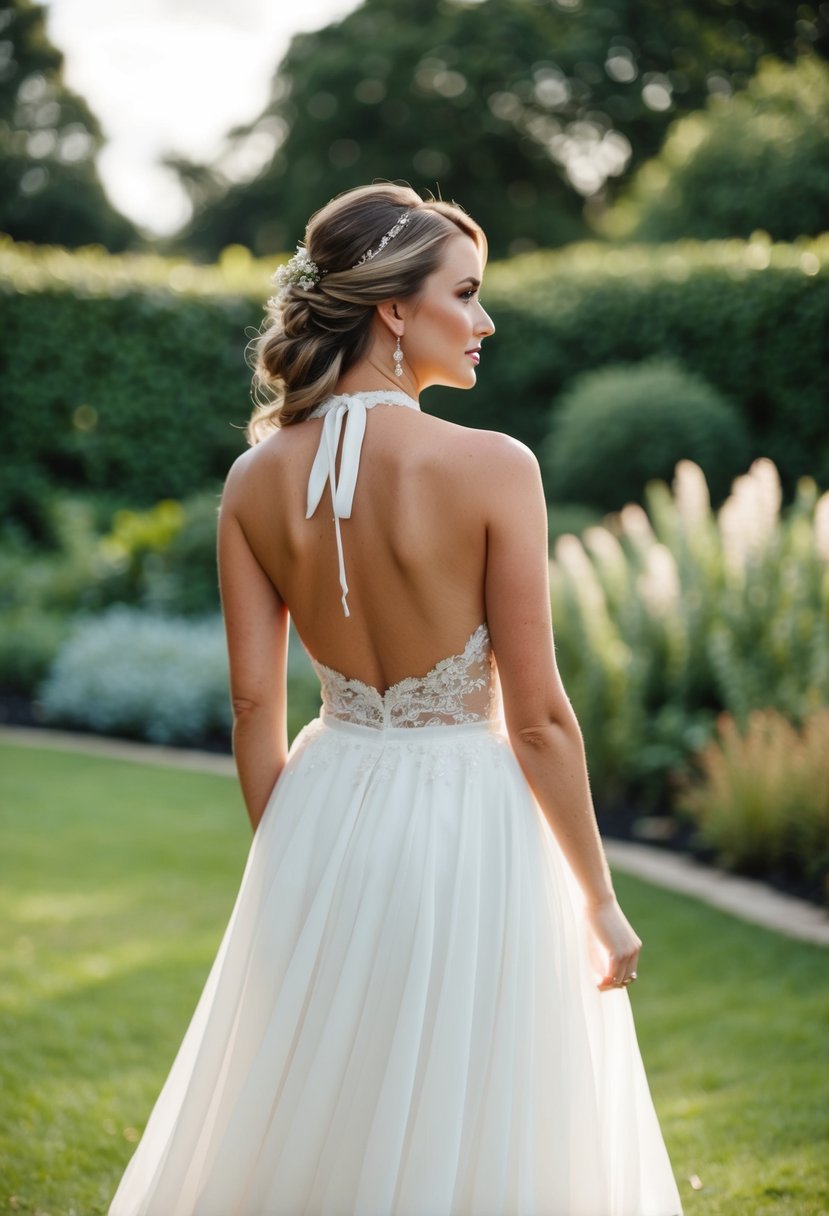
[305,390,420,617]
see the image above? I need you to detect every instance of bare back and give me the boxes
[227,400,495,691]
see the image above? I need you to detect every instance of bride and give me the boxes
[109,183,683,1215]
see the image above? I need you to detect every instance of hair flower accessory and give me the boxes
[272,245,322,302]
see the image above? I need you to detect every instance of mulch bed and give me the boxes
[595,798,827,910]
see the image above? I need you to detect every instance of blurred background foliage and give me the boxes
[3,233,826,533]
[1,0,828,897]
[604,55,829,242]
[3,0,823,257]
[169,0,824,260]
[550,460,829,792]
[0,0,137,249]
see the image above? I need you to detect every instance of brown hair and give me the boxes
[246,183,486,442]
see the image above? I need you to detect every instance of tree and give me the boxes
[0,0,137,249]
[173,0,824,260]
[602,55,829,243]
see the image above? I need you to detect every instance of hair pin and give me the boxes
[352,211,411,268]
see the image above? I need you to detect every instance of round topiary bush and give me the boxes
[541,359,751,512]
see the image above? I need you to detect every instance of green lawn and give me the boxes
[1,742,827,1216]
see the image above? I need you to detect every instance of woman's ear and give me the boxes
[375,300,404,337]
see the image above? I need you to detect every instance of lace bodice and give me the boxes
[310,623,496,730]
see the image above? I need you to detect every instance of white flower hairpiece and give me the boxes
[352,210,411,267]
[272,245,322,302]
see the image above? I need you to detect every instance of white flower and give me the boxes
[673,460,711,529]
[637,543,680,617]
[619,503,656,557]
[719,458,781,573]
[815,491,829,562]
[272,245,321,302]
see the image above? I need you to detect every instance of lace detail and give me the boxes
[310,622,495,730]
[308,389,420,419]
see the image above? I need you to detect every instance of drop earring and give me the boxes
[393,335,404,378]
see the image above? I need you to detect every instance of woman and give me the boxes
[109,183,683,1215]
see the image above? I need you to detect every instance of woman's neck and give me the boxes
[335,360,420,401]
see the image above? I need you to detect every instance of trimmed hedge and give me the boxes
[433,236,829,494]
[1,234,828,530]
[0,243,262,529]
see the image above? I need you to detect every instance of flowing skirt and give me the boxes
[109,716,683,1216]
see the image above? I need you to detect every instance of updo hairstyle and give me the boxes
[247,184,485,442]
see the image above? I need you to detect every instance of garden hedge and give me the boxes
[0,243,262,530]
[1,233,827,530]
[457,236,829,497]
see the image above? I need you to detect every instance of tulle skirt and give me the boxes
[109,715,683,1216]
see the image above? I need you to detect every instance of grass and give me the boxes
[0,743,249,1216]
[1,742,827,1216]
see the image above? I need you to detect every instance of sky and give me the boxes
[44,0,361,234]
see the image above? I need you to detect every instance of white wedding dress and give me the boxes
[109,392,683,1216]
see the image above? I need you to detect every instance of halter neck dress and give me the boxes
[109,392,683,1216]
[305,389,422,617]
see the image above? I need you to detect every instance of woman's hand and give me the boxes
[585,895,642,992]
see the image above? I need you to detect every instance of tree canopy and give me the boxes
[603,55,829,243]
[0,0,136,249]
[172,0,823,259]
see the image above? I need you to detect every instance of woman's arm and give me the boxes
[217,459,289,832]
[484,437,641,990]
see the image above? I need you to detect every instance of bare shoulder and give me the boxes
[470,428,538,475]
[427,415,538,468]
[221,442,260,508]
[427,419,541,501]
[221,429,294,505]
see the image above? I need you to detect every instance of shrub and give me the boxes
[0,608,70,696]
[603,57,829,245]
[0,496,120,615]
[549,458,829,807]
[679,709,829,901]
[149,491,222,615]
[0,488,223,633]
[99,490,222,615]
[38,607,321,747]
[40,609,232,745]
[540,359,749,511]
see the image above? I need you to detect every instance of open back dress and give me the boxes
[109,391,683,1216]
